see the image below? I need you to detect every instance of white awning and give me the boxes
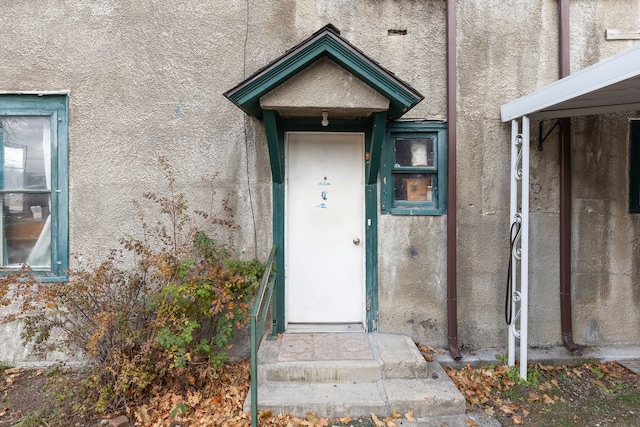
[502,43,640,380]
[501,45,640,122]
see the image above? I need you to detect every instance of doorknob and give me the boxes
[353,237,361,245]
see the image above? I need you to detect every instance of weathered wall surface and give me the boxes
[0,1,274,265]
[567,0,640,345]
[455,0,640,349]
[456,0,562,348]
[1,0,640,364]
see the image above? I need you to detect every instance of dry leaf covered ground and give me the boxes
[445,360,640,426]
[0,361,410,427]
[2,357,640,426]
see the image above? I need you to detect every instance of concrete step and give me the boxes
[376,333,429,379]
[256,332,429,382]
[246,380,388,418]
[245,333,466,419]
[258,358,383,382]
[383,362,466,417]
[244,365,465,418]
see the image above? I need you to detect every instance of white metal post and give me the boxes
[508,120,518,368]
[520,116,530,380]
[508,117,530,380]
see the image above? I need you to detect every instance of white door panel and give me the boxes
[286,132,365,325]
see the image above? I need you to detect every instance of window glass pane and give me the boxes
[1,116,51,267]
[393,173,432,201]
[395,137,434,167]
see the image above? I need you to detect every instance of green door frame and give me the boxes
[265,111,386,333]
[224,25,424,333]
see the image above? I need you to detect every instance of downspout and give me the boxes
[559,0,580,353]
[446,0,462,361]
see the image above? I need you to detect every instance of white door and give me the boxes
[285,132,365,325]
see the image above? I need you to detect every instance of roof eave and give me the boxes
[501,44,640,122]
[224,25,423,120]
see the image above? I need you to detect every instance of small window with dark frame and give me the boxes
[381,121,447,215]
[630,119,640,213]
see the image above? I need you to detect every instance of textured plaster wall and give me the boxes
[0,0,274,364]
[571,114,640,345]
[1,0,640,364]
[456,0,562,348]
[567,0,640,345]
[458,0,640,347]
[455,0,640,349]
[0,1,273,266]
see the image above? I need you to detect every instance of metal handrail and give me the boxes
[250,245,277,427]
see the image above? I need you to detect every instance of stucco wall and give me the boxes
[1,0,640,364]
[453,0,640,349]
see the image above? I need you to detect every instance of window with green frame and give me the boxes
[0,94,68,280]
[381,121,447,215]
[630,119,640,213]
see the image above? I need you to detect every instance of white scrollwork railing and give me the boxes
[508,118,530,380]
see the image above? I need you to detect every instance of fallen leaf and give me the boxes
[371,412,385,427]
[484,407,495,416]
[187,391,201,406]
[135,405,150,424]
[513,414,524,425]
[542,394,555,405]
[259,409,272,419]
[500,404,515,415]
[391,409,401,419]
[339,417,353,424]
[305,411,318,425]
[418,345,445,355]
[404,410,415,421]
[465,419,480,427]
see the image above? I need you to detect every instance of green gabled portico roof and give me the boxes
[224,24,424,119]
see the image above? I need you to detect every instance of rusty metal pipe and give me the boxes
[559,0,580,353]
[446,0,462,361]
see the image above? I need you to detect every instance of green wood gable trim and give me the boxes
[366,112,386,185]
[224,25,423,120]
[263,110,283,184]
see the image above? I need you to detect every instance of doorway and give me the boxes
[285,132,365,327]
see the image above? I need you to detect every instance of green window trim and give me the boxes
[0,94,69,281]
[630,119,640,213]
[381,120,447,215]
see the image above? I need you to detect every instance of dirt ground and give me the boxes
[1,359,639,426]
[446,360,640,426]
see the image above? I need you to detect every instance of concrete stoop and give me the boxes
[243,333,466,419]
